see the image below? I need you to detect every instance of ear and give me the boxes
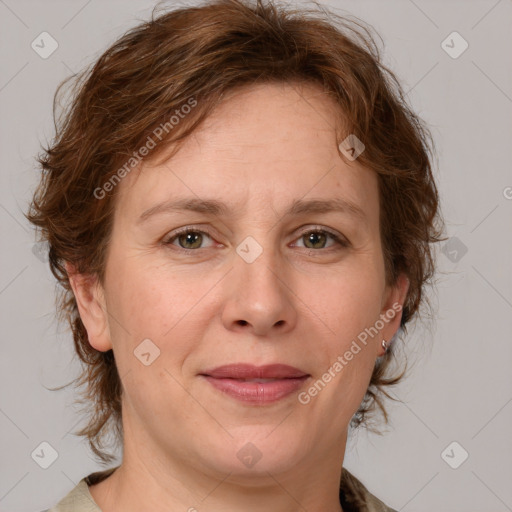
[65,261,112,352]
[378,272,410,354]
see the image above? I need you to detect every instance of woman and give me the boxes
[28,0,444,510]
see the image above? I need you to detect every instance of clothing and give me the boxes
[43,465,396,512]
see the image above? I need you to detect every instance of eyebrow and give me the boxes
[137,197,368,225]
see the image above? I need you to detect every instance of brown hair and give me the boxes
[26,0,445,463]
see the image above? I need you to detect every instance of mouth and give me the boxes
[200,363,309,379]
[199,363,310,404]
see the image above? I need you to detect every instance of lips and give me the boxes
[200,364,310,404]
[200,363,309,380]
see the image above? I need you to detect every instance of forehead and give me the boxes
[115,81,378,223]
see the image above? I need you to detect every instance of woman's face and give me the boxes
[72,82,408,481]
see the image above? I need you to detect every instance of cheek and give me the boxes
[108,256,190,333]
[104,262,199,376]
[307,266,384,344]
[309,275,381,410]
[106,269,198,416]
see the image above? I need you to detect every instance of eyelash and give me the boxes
[162,226,349,253]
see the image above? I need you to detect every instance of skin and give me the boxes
[67,81,409,512]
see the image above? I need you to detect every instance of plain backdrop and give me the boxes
[1,0,511,511]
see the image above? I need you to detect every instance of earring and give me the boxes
[381,339,388,353]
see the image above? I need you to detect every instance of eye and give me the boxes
[163,228,216,251]
[292,227,349,251]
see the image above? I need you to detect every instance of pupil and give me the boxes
[306,232,325,249]
[182,232,201,249]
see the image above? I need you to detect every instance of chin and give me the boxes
[200,431,305,478]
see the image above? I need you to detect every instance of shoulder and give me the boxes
[44,466,118,512]
[340,468,397,512]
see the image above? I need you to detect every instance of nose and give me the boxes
[220,243,297,337]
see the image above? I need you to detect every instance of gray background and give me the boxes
[1,0,511,511]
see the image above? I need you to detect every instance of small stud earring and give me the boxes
[381,339,388,352]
